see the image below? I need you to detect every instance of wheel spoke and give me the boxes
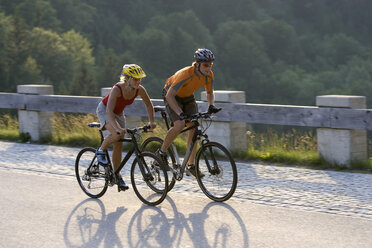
[131,152,168,206]
[140,137,177,192]
[75,147,108,198]
[196,142,237,202]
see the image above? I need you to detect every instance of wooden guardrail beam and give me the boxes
[1,92,372,130]
[0,93,25,109]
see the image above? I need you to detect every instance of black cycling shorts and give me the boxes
[165,95,198,122]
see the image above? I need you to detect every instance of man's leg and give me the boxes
[161,119,185,152]
[184,122,205,178]
[186,123,197,165]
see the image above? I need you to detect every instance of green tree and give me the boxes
[189,0,261,31]
[50,0,95,33]
[0,12,9,91]
[149,10,213,48]
[96,47,122,88]
[214,21,271,101]
[214,21,265,52]
[256,19,303,64]
[21,56,42,84]
[2,0,372,107]
[27,27,73,92]
[141,10,213,73]
[62,29,96,95]
[322,33,366,67]
[15,0,60,31]
[287,0,329,34]
[337,57,372,106]
[62,29,95,66]
[163,26,198,72]
[271,63,305,104]
[70,61,97,96]
[296,74,324,105]
[134,28,171,78]
[2,15,29,91]
[0,0,24,14]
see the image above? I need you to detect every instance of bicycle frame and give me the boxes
[116,132,153,181]
[157,107,216,181]
[94,125,154,182]
[174,122,202,180]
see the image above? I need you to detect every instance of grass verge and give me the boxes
[0,113,371,172]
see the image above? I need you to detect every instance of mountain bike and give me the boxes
[140,106,238,202]
[75,123,168,206]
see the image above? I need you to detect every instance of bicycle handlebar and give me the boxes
[126,125,151,135]
[154,105,221,115]
[190,107,221,122]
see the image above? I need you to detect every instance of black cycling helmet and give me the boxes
[194,48,215,62]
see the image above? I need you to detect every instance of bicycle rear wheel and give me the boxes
[75,147,108,198]
[195,142,238,202]
[140,136,177,192]
[130,152,168,206]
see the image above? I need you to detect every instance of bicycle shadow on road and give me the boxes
[63,196,249,248]
[63,198,127,248]
[127,197,249,248]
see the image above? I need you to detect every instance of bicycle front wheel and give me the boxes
[130,152,168,206]
[75,147,108,198]
[195,142,238,202]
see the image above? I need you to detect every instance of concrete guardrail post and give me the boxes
[101,87,141,129]
[316,95,367,167]
[17,85,54,141]
[201,90,247,151]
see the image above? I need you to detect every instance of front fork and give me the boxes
[198,136,220,175]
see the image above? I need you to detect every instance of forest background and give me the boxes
[1,0,372,108]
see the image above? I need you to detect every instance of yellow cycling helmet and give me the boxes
[121,64,146,79]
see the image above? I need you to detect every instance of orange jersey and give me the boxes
[163,64,214,98]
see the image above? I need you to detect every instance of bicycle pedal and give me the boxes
[118,185,129,192]
[108,177,115,187]
[185,168,193,177]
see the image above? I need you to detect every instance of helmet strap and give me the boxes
[196,62,202,75]
[126,78,136,91]
[196,62,207,76]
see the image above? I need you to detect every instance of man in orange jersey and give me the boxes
[156,48,220,178]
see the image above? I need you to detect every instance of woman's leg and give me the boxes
[112,141,123,173]
[99,122,123,151]
[96,122,123,165]
[100,122,128,190]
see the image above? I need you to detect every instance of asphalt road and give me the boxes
[0,141,372,247]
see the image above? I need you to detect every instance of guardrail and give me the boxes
[0,85,370,166]
[2,92,372,130]
[2,92,372,129]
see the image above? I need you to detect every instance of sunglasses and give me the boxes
[201,62,213,68]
